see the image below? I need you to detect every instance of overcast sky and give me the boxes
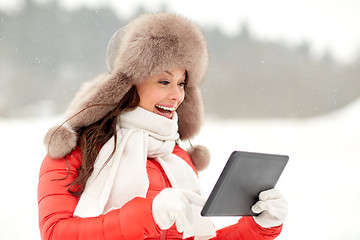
[2,0,360,63]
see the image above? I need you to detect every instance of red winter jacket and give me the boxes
[38,145,282,240]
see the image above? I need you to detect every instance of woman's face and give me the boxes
[136,67,187,119]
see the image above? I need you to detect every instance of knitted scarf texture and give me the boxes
[74,107,215,239]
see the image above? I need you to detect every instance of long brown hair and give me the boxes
[67,85,139,196]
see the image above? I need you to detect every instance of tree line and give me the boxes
[1,0,359,118]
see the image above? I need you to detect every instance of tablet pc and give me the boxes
[201,151,288,216]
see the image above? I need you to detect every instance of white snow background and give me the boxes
[1,99,359,240]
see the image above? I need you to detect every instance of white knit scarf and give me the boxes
[74,107,215,239]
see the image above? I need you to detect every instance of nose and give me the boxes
[169,85,184,102]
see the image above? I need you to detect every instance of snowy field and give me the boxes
[1,99,359,240]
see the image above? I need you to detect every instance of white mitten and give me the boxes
[152,188,206,233]
[252,189,288,228]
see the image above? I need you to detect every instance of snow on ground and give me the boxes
[0,99,359,239]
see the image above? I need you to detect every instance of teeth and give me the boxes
[156,105,175,111]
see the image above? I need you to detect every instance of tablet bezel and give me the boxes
[201,151,288,217]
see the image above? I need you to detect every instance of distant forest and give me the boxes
[1,0,360,118]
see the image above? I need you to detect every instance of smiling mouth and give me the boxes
[155,105,176,118]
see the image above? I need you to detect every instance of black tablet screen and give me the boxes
[201,151,288,216]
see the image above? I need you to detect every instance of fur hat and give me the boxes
[45,13,210,170]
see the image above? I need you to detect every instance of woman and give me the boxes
[38,13,287,239]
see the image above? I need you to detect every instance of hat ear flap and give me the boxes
[44,72,133,158]
[177,86,204,140]
[65,72,132,128]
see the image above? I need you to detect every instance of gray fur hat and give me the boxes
[44,13,210,170]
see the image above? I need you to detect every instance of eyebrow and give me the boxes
[164,71,174,77]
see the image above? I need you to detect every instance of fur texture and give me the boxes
[65,72,132,127]
[187,145,210,171]
[44,125,77,159]
[45,13,210,170]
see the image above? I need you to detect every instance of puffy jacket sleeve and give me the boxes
[37,147,161,240]
[212,217,282,240]
[175,146,283,240]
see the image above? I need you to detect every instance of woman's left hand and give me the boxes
[252,189,288,228]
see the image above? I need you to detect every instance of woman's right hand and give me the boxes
[152,188,206,233]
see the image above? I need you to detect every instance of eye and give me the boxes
[159,80,170,85]
[179,81,188,88]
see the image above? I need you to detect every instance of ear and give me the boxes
[187,145,210,171]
